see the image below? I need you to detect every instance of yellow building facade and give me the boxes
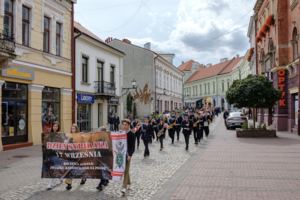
[0,0,76,151]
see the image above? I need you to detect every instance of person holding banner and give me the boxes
[157,118,166,151]
[65,124,87,190]
[121,119,135,194]
[141,117,154,157]
[47,122,63,189]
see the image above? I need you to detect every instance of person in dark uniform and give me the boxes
[203,110,211,137]
[131,116,141,149]
[154,114,160,141]
[192,112,201,145]
[168,115,176,144]
[120,119,135,194]
[181,113,193,150]
[188,111,194,120]
[141,117,154,157]
[148,114,155,144]
[157,118,166,151]
[114,113,120,131]
[175,112,182,141]
[198,112,204,143]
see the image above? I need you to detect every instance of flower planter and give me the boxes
[236,129,276,138]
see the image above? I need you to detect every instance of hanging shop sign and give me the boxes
[2,66,35,80]
[77,94,95,104]
[278,70,286,106]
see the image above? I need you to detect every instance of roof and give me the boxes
[185,59,232,83]
[178,60,205,71]
[219,56,243,75]
[74,21,104,42]
[153,51,175,55]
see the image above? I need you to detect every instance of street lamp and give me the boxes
[157,88,166,99]
[122,79,137,96]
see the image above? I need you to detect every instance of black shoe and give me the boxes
[103,180,108,186]
[196,142,198,145]
[96,184,103,191]
[80,179,86,185]
[137,146,139,149]
[66,184,72,190]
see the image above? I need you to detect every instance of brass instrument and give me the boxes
[167,122,176,129]
[193,119,200,127]
[157,126,165,137]
[132,121,140,133]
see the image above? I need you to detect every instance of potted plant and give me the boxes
[266,14,275,26]
[262,24,269,34]
[258,30,265,38]
[255,36,261,43]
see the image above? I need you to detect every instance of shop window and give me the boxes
[77,104,91,132]
[4,0,13,36]
[43,17,50,52]
[42,87,60,132]
[22,6,30,46]
[56,23,61,56]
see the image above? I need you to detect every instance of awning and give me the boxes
[184,98,202,103]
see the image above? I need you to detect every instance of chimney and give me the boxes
[144,42,151,50]
[105,37,113,44]
[236,54,239,58]
[206,63,212,68]
[182,61,184,64]
[220,58,228,63]
[122,39,131,44]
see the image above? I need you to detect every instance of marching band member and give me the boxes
[154,114,160,141]
[181,113,193,150]
[175,112,182,141]
[148,114,155,144]
[132,116,141,149]
[192,112,201,145]
[188,111,194,121]
[157,118,166,151]
[203,110,211,137]
[141,116,154,157]
[199,112,205,143]
[120,119,136,194]
[168,115,176,144]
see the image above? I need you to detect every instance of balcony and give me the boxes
[94,81,116,100]
[0,30,16,70]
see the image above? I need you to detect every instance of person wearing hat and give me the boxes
[181,113,193,150]
[157,118,166,150]
[168,115,176,144]
[203,110,211,137]
[148,114,155,144]
[192,112,203,145]
[141,116,154,157]
[188,111,194,121]
[132,116,141,149]
[154,114,160,141]
[175,112,182,141]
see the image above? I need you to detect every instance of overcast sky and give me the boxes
[74,0,256,67]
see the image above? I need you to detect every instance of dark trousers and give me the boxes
[136,132,141,147]
[184,133,190,149]
[198,129,203,141]
[159,136,163,148]
[204,126,209,137]
[143,140,149,156]
[193,129,198,143]
[155,129,158,141]
[169,130,175,144]
[176,128,181,140]
[114,124,119,131]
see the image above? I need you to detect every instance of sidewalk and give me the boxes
[153,117,300,200]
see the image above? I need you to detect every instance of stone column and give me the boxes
[28,84,44,145]
[0,80,5,151]
[60,88,72,133]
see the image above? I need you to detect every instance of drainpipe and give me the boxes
[154,55,158,110]
[254,13,258,123]
[71,2,75,124]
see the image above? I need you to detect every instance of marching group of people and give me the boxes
[44,105,220,195]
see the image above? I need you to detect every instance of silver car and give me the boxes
[226,112,248,129]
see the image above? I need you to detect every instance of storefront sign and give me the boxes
[2,67,34,80]
[203,97,207,100]
[19,119,25,130]
[278,70,286,106]
[108,98,119,104]
[77,94,94,103]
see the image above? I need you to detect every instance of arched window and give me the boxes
[293,28,298,60]
[227,82,230,90]
[195,85,198,95]
[222,82,224,91]
[159,73,162,87]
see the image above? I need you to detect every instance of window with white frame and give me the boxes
[156,72,158,87]
[213,82,215,93]
[43,17,50,52]
[204,84,207,94]
[4,0,14,36]
[208,83,210,94]
[170,78,172,91]
[227,82,230,90]
[167,77,169,89]
[200,84,202,95]
[222,82,225,91]
[195,85,198,95]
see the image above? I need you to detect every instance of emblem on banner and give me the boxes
[115,142,125,169]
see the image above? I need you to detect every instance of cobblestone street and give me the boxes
[0,116,220,200]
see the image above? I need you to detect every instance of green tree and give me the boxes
[226,74,282,128]
[126,92,133,113]
[133,103,137,118]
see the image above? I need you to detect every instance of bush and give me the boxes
[242,123,248,130]
[249,123,254,130]
[257,123,262,130]
[262,123,267,130]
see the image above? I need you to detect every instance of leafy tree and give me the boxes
[126,92,133,113]
[226,74,282,128]
[133,103,137,118]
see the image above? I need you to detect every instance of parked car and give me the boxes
[226,112,248,129]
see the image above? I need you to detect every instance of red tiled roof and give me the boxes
[219,56,244,75]
[74,21,104,42]
[185,59,232,83]
[178,60,205,71]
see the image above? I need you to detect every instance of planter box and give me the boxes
[236,129,276,138]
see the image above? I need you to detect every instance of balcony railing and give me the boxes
[0,30,16,53]
[94,81,116,95]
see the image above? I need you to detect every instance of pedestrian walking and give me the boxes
[203,111,211,137]
[192,112,201,145]
[168,115,176,144]
[157,118,166,151]
[181,113,193,150]
[175,112,182,141]
[114,113,120,131]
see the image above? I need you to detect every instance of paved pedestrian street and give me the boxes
[0,117,220,200]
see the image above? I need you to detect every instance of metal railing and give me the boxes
[0,30,16,53]
[94,81,116,95]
